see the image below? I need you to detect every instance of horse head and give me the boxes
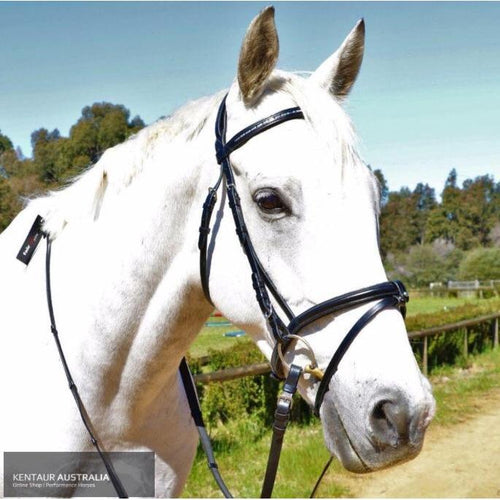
[207,7,435,473]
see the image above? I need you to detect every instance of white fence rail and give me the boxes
[447,280,500,290]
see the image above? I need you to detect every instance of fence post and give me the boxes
[494,317,499,349]
[463,328,468,359]
[422,336,428,376]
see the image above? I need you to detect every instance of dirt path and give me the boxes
[340,389,500,498]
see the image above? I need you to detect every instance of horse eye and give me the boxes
[254,189,287,214]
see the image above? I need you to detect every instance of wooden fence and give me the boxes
[409,312,499,375]
[194,313,500,384]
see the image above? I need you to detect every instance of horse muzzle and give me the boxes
[320,378,435,473]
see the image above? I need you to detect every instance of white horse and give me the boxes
[0,7,435,497]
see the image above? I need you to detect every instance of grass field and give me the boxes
[188,316,250,358]
[405,295,487,316]
[188,295,496,358]
[183,347,500,497]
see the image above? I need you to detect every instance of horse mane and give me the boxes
[29,72,377,238]
[28,91,225,237]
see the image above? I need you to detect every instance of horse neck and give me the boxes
[48,120,215,416]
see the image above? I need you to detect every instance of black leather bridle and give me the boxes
[199,95,409,415]
[192,94,409,497]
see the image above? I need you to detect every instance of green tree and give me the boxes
[458,247,500,280]
[29,103,146,184]
[405,245,444,287]
[461,176,499,246]
[0,146,36,179]
[0,176,16,232]
[0,149,21,177]
[71,102,145,165]
[413,182,436,244]
[380,188,418,254]
[371,167,389,206]
[97,109,129,152]
[130,115,145,131]
[69,118,98,166]
[379,183,436,255]
[31,128,62,183]
[387,242,464,288]
[0,102,146,230]
[426,172,499,249]
[0,130,14,155]
[445,168,457,189]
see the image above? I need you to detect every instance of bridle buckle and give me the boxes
[277,391,293,407]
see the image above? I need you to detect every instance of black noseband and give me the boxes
[199,94,409,416]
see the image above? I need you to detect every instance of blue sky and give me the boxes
[1,2,499,195]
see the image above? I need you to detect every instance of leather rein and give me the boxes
[19,94,409,498]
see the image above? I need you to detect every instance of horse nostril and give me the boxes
[370,397,432,451]
[370,399,411,449]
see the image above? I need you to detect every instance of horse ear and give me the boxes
[238,6,279,105]
[310,19,365,99]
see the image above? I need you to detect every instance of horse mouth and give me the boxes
[320,397,426,474]
[320,398,372,473]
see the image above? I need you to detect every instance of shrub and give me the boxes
[405,298,500,331]
[386,243,464,288]
[190,341,312,428]
[406,298,500,372]
[458,247,500,280]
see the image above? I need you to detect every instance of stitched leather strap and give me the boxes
[202,94,303,349]
[45,238,128,498]
[216,107,304,164]
[199,169,223,305]
[179,358,232,498]
[313,296,403,416]
[269,281,408,380]
[289,281,408,336]
[261,364,302,498]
